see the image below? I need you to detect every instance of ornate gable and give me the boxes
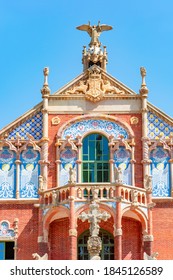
[54,65,136,102]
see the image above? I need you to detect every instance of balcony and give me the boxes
[39,183,148,210]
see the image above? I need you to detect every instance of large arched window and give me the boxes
[150,147,170,197]
[78,229,114,260]
[82,133,109,183]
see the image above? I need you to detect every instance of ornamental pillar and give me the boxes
[140,67,149,182]
[144,181,155,257]
[69,184,77,260]
[114,184,122,260]
[40,67,50,190]
[15,159,21,199]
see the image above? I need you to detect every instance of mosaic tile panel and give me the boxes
[59,148,77,187]
[114,147,131,185]
[150,147,170,197]
[147,111,173,139]
[0,147,16,198]
[0,221,15,237]
[8,112,43,140]
[62,119,128,139]
[20,147,40,198]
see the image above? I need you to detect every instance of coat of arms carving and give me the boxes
[63,66,126,102]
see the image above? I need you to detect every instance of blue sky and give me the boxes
[1,0,173,130]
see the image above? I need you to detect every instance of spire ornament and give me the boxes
[41,67,50,97]
[140,67,149,96]
[77,22,113,71]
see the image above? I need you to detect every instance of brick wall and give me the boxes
[0,204,38,260]
[122,217,142,260]
[49,218,70,260]
[152,203,173,260]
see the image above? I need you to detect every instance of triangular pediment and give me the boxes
[53,65,137,102]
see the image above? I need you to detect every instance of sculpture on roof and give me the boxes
[76,21,112,47]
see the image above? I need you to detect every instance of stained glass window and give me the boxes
[114,147,131,185]
[20,147,40,198]
[0,147,16,198]
[150,147,170,197]
[82,134,109,183]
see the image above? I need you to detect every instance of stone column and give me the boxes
[76,136,82,184]
[15,159,21,199]
[140,67,149,183]
[114,184,122,260]
[40,67,50,190]
[144,180,154,257]
[69,184,77,260]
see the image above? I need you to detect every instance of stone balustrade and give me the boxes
[40,183,148,208]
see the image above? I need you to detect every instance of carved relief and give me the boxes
[61,66,128,102]
[51,116,61,125]
[130,116,139,125]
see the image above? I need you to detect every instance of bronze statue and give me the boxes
[76,21,112,47]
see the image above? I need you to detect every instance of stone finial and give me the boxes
[77,22,112,71]
[41,67,50,97]
[140,67,149,96]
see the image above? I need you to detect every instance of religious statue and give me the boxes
[68,167,76,184]
[144,174,152,193]
[76,21,112,47]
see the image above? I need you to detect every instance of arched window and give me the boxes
[82,134,109,183]
[20,147,40,198]
[150,147,170,197]
[0,147,16,198]
[78,229,114,260]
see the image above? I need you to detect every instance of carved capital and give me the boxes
[143,234,154,242]
[69,229,77,237]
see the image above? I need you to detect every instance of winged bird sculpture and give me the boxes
[76,21,113,47]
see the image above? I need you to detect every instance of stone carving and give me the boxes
[91,187,99,201]
[144,175,152,193]
[52,190,58,206]
[143,252,158,260]
[131,189,139,207]
[38,175,44,192]
[79,201,110,260]
[102,80,124,94]
[66,81,87,95]
[115,166,123,184]
[87,236,102,260]
[130,116,139,125]
[76,21,112,47]
[32,253,48,260]
[68,167,76,184]
[51,116,61,125]
[63,67,127,102]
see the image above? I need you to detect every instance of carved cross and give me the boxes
[79,201,110,237]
